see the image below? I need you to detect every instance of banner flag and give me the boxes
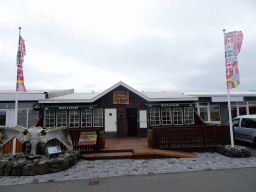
[225,31,243,89]
[16,35,26,92]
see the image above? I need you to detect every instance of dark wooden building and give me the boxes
[39,82,199,138]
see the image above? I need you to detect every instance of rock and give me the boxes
[11,163,24,176]
[35,160,50,175]
[0,163,6,176]
[68,158,74,167]
[33,158,41,163]
[4,162,13,176]
[23,163,36,176]
[49,158,61,165]
[27,155,41,160]
[49,164,62,173]
[73,156,78,164]
[73,151,81,159]
[60,159,70,171]
[64,153,73,159]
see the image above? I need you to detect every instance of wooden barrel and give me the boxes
[98,130,105,149]
[147,129,154,148]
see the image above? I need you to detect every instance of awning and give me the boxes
[145,103,195,108]
[43,104,97,110]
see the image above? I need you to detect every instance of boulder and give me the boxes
[35,160,50,175]
[11,162,24,176]
[49,164,62,173]
[4,162,13,176]
[23,163,36,176]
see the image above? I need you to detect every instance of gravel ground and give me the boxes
[1,152,256,186]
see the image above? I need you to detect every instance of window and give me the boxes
[200,107,208,121]
[69,110,80,128]
[162,108,172,125]
[44,110,55,127]
[210,106,220,121]
[173,107,183,125]
[196,102,221,123]
[56,110,67,127]
[241,118,256,128]
[81,109,92,127]
[0,111,6,126]
[249,106,256,115]
[93,108,103,127]
[231,106,237,119]
[184,107,194,125]
[232,119,240,127]
[239,106,247,116]
[150,108,160,125]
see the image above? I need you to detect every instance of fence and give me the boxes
[151,125,231,148]
[47,128,104,152]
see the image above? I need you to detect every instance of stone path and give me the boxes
[1,152,256,186]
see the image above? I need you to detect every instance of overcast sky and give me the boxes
[1,0,256,93]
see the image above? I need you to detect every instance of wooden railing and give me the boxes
[151,125,230,148]
[48,128,102,152]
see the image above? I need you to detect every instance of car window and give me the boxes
[241,118,256,128]
[232,119,240,127]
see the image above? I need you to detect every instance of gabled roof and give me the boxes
[92,81,149,102]
[39,81,198,104]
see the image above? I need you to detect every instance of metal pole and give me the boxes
[223,29,235,147]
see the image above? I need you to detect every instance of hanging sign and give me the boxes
[113,91,129,104]
[33,103,41,111]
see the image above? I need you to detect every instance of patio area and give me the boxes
[81,137,198,160]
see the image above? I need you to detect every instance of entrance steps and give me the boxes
[81,149,198,160]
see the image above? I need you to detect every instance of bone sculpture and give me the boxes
[0,126,73,156]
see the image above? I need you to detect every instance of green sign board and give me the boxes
[43,104,97,110]
[145,103,195,108]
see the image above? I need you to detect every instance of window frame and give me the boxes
[196,102,221,124]
[69,109,80,128]
[93,108,103,127]
[173,107,183,125]
[150,108,161,126]
[161,108,172,125]
[81,109,92,127]
[184,107,194,125]
[44,109,55,127]
[56,110,67,127]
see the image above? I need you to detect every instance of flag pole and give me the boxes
[13,27,22,154]
[223,29,235,147]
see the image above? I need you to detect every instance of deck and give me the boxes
[81,137,198,160]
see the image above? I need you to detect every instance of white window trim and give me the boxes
[56,110,67,127]
[184,107,194,125]
[44,109,55,127]
[196,102,221,124]
[81,109,92,127]
[69,109,80,128]
[161,108,172,125]
[93,108,103,127]
[150,108,161,126]
[173,107,183,125]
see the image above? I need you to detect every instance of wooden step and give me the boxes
[81,151,135,160]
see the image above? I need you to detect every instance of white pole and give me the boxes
[13,27,22,154]
[223,29,235,147]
